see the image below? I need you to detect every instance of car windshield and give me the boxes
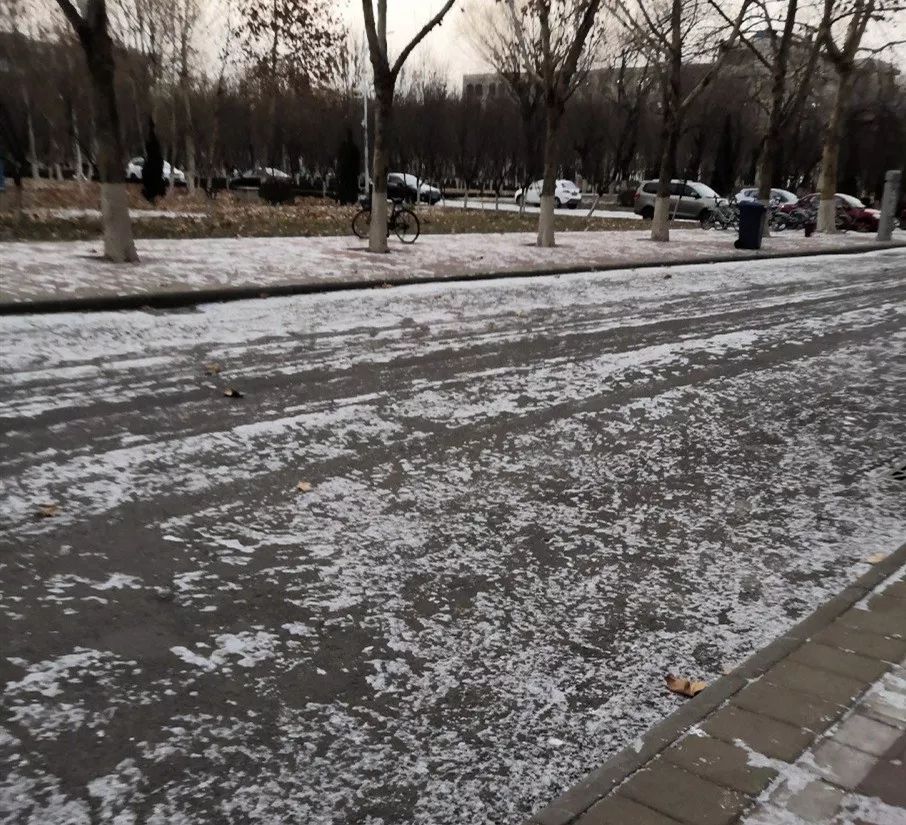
[774,190,797,202]
[837,193,864,208]
[693,183,719,198]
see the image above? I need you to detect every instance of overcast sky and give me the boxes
[338,0,490,86]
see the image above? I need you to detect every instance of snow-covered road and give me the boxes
[2,250,905,824]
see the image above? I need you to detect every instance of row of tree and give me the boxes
[1,0,904,259]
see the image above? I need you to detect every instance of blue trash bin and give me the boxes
[735,201,767,250]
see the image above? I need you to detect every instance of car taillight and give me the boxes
[634,191,640,201]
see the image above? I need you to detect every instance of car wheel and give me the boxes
[568,201,578,210]
[641,206,654,220]
[554,197,562,209]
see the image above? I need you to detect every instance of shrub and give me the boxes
[259,176,296,205]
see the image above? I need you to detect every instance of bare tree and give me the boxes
[462,2,546,215]
[503,0,604,246]
[612,0,753,241]
[709,0,824,235]
[361,0,457,253]
[814,0,901,231]
[56,0,138,262]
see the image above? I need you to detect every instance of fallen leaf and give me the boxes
[296,481,313,493]
[204,362,221,375]
[865,553,886,564]
[36,503,58,519]
[665,673,707,698]
[223,387,244,398]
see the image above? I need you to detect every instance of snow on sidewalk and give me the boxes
[0,228,903,306]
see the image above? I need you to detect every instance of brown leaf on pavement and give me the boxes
[665,673,707,698]
[223,387,244,398]
[36,503,58,519]
[865,553,886,564]
[204,363,221,375]
[297,481,313,493]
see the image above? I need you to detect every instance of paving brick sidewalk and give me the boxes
[1,228,904,312]
[529,550,906,825]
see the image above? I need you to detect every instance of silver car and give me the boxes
[634,179,723,221]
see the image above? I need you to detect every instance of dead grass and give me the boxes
[0,179,657,242]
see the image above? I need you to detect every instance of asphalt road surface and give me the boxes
[2,249,905,825]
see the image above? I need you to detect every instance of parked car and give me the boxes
[126,157,186,185]
[513,179,581,208]
[387,172,442,204]
[735,187,798,206]
[778,192,879,232]
[900,205,906,230]
[634,179,723,221]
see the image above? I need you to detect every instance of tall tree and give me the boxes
[709,0,824,234]
[361,0,457,253]
[462,1,546,215]
[56,0,138,262]
[611,0,753,241]
[239,0,342,167]
[814,0,895,232]
[504,0,604,246]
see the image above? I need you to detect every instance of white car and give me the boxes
[514,179,581,209]
[126,157,186,185]
[244,167,291,180]
[735,187,798,206]
[126,157,185,184]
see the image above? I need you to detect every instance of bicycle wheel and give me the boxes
[352,208,371,239]
[393,208,420,244]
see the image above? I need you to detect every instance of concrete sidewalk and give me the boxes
[1,228,904,313]
[529,544,906,825]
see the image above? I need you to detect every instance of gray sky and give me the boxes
[339,0,489,86]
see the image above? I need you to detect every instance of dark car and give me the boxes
[780,192,879,232]
[387,172,441,204]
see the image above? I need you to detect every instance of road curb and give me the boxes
[526,538,906,825]
[1,241,903,316]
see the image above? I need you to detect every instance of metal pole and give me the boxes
[876,169,901,242]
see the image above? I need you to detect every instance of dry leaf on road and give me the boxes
[665,673,707,698]
[204,363,221,375]
[36,503,58,519]
[223,387,244,398]
[297,481,313,493]
[865,553,886,564]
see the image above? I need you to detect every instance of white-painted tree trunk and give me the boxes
[651,195,671,242]
[816,71,852,234]
[537,194,555,247]
[817,198,838,234]
[100,183,138,262]
[368,191,388,253]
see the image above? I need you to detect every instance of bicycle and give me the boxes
[352,198,420,244]
[700,198,739,230]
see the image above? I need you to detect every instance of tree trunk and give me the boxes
[24,90,38,181]
[369,93,391,253]
[817,70,853,233]
[651,115,677,242]
[182,87,195,193]
[83,21,138,262]
[537,105,560,247]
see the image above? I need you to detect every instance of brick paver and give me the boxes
[526,562,906,825]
